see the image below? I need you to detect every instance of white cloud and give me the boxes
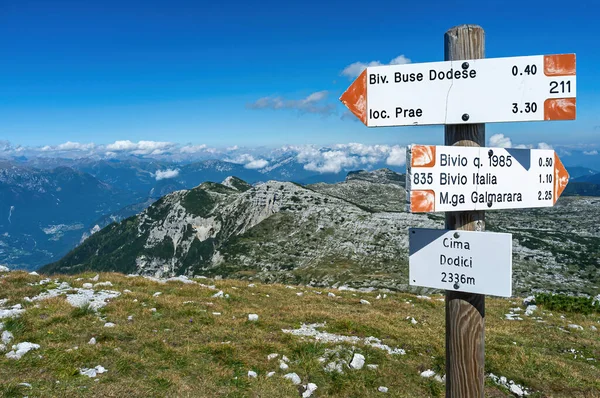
[155,169,180,180]
[57,141,95,151]
[584,150,598,155]
[489,134,513,148]
[245,159,269,169]
[226,153,269,169]
[106,140,176,155]
[246,91,336,115]
[105,140,138,151]
[180,144,208,154]
[295,143,407,174]
[341,55,411,79]
[386,147,406,166]
[488,134,552,150]
[302,150,360,173]
[537,142,553,150]
[38,141,96,152]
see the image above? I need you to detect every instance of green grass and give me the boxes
[535,293,600,314]
[0,271,599,397]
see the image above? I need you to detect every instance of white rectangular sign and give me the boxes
[340,54,576,126]
[406,145,569,212]
[409,228,512,297]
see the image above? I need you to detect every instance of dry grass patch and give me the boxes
[0,271,598,397]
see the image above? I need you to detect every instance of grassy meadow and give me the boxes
[0,271,599,397]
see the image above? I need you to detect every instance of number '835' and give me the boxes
[413,172,433,185]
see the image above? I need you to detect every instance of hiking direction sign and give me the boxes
[409,228,512,297]
[406,145,569,212]
[340,54,576,126]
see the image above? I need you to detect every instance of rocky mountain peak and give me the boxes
[345,168,405,186]
[221,176,253,192]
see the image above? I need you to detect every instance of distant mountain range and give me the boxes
[0,157,402,270]
[2,152,600,273]
[0,161,141,269]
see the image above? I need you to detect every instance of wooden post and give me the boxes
[444,25,486,398]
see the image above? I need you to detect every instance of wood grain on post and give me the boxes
[444,24,486,398]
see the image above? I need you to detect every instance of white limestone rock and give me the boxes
[0,305,25,320]
[510,383,525,396]
[523,296,536,306]
[2,331,14,344]
[302,383,318,397]
[283,372,301,385]
[6,342,40,360]
[421,369,436,378]
[525,305,538,316]
[80,365,107,378]
[349,353,365,370]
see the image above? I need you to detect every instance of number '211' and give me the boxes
[550,81,571,94]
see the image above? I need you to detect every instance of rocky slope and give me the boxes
[42,176,436,291]
[41,170,600,296]
[308,169,406,212]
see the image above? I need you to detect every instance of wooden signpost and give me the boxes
[339,24,576,397]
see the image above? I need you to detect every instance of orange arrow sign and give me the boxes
[553,151,569,204]
[406,145,570,212]
[340,70,367,125]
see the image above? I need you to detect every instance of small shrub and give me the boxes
[0,383,28,398]
[535,293,600,314]
[71,303,96,318]
[3,318,25,334]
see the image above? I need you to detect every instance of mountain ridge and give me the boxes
[41,170,600,296]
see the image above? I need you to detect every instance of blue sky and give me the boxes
[0,0,598,150]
